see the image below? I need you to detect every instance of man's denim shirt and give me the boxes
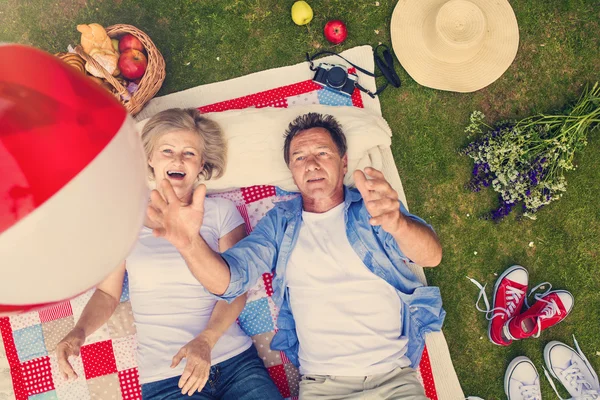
[220,186,445,369]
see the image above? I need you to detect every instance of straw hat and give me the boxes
[391,0,519,93]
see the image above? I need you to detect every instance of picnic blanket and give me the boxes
[0,45,464,400]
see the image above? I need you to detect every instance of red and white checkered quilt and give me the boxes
[0,75,440,400]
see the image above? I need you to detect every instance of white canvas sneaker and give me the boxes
[544,336,599,400]
[505,356,542,400]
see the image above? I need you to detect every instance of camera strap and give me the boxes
[305,45,401,98]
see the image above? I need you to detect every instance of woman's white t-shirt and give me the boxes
[126,197,252,384]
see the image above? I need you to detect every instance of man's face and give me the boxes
[288,127,347,202]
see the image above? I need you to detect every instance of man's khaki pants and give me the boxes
[299,366,428,400]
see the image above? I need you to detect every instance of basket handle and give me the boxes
[74,45,134,104]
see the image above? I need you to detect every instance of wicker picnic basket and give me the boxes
[73,24,166,116]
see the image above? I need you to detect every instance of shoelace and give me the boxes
[532,296,561,338]
[467,277,524,321]
[543,335,600,400]
[519,382,542,400]
[561,365,600,399]
[525,282,553,308]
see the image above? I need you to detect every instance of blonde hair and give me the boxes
[141,108,226,181]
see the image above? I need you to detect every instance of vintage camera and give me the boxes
[312,63,358,96]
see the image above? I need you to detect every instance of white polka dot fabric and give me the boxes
[112,335,137,372]
[286,91,320,107]
[84,324,110,346]
[9,312,41,331]
[49,353,91,400]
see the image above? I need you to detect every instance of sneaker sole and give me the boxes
[504,356,537,398]
[488,265,528,346]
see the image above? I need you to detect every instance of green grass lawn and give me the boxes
[2,0,599,398]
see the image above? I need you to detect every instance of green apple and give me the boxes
[111,38,119,53]
[291,1,313,26]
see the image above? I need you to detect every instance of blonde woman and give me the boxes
[56,109,282,400]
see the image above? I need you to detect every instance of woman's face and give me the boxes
[148,129,203,203]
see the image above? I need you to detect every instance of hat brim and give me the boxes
[391,0,519,93]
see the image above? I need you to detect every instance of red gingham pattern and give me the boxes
[236,204,252,235]
[119,368,142,400]
[420,346,438,400]
[21,356,54,396]
[241,185,276,204]
[38,301,73,323]
[80,340,118,379]
[198,80,322,113]
[263,273,274,297]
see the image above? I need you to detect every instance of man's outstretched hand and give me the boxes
[147,180,206,250]
[354,167,406,235]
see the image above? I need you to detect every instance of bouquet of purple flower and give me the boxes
[462,83,600,221]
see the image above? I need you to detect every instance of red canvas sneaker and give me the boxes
[468,265,529,346]
[504,289,574,340]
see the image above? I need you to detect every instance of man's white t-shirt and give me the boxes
[126,197,252,384]
[286,202,410,376]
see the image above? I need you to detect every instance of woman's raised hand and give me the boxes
[147,180,206,250]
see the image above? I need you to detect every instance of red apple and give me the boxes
[119,34,145,53]
[324,20,347,45]
[118,49,147,80]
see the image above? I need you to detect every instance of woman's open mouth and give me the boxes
[167,170,186,181]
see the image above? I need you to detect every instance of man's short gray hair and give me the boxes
[283,112,347,165]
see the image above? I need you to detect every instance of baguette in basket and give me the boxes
[69,23,165,116]
[77,23,119,77]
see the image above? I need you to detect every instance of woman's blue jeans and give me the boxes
[141,346,283,400]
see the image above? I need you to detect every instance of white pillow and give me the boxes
[135,104,392,193]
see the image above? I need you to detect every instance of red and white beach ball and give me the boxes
[0,45,148,314]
